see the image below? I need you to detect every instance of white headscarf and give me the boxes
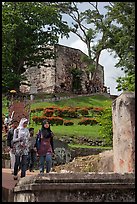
[13,118,29,144]
[17,118,28,129]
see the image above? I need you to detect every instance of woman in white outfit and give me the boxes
[12,118,30,180]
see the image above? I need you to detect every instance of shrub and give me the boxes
[75,107,81,110]
[67,108,78,118]
[45,106,57,110]
[32,116,64,126]
[35,107,44,112]
[78,118,98,125]
[87,106,93,110]
[98,107,113,146]
[32,116,48,124]
[43,109,54,117]
[64,120,74,126]
[54,108,64,117]
[92,107,104,113]
[54,107,78,118]
[78,108,89,116]
[48,116,64,126]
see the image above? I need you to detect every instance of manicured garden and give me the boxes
[2,94,113,147]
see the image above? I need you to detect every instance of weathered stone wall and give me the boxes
[112,92,135,173]
[21,59,56,93]
[20,44,104,94]
[55,44,89,93]
[13,173,135,202]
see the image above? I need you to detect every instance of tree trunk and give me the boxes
[86,40,92,80]
[91,50,101,82]
[87,40,91,59]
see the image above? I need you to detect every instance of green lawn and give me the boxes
[30,123,102,139]
[2,94,112,115]
[31,94,112,109]
[51,124,102,139]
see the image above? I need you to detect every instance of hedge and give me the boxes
[78,118,98,125]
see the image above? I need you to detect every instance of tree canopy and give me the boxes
[2,2,69,92]
[105,2,135,91]
[2,2,135,93]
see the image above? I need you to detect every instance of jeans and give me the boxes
[14,155,28,177]
[9,149,15,173]
[39,154,52,173]
[27,150,36,171]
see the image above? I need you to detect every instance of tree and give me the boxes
[105,2,135,91]
[54,2,135,92]
[2,2,69,92]
[55,2,113,82]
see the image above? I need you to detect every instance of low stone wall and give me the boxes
[13,173,135,202]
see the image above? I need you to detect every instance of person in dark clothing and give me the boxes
[27,128,37,172]
[35,120,55,173]
[7,120,18,174]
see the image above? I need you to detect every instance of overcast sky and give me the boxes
[58,2,125,95]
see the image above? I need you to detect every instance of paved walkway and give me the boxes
[2,168,38,190]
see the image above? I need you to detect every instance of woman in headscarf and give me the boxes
[35,120,55,174]
[12,118,30,180]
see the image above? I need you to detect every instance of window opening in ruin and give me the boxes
[71,68,83,94]
[60,83,65,89]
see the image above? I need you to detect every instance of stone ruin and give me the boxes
[20,44,105,94]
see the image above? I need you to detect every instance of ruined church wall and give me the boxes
[20,44,104,94]
[21,59,56,93]
[55,44,92,93]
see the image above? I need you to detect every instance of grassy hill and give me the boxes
[31,94,112,109]
[2,94,112,147]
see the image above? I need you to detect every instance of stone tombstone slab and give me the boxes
[112,92,135,173]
